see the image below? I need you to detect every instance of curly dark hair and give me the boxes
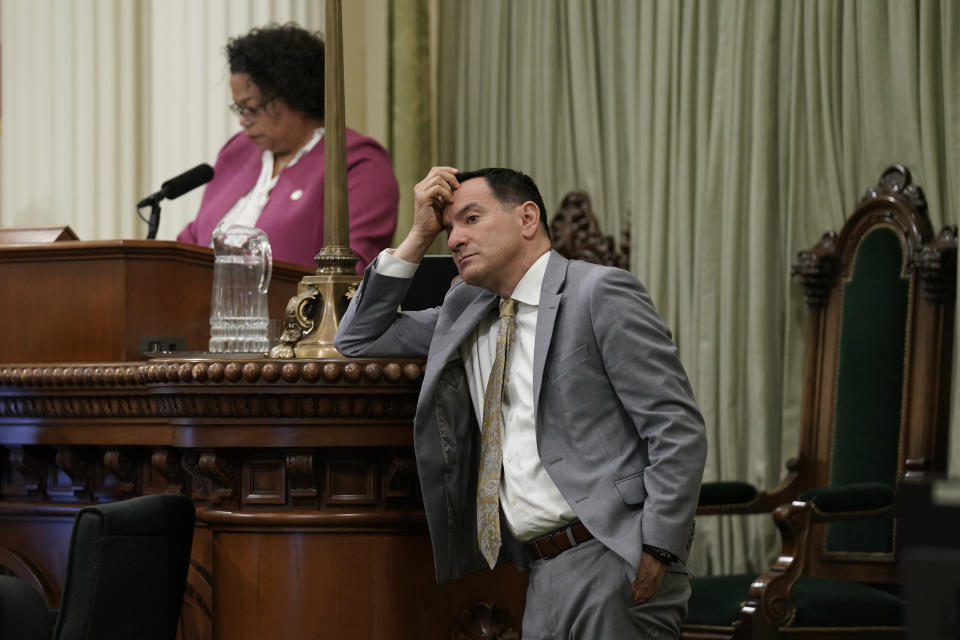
[456,168,550,237]
[226,23,325,121]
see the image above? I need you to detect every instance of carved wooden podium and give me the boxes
[0,241,527,639]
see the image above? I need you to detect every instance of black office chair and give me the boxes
[0,493,195,640]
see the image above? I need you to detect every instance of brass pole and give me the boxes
[323,0,348,250]
[269,0,361,359]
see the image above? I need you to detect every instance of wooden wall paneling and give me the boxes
[212,532,262,637]
[326,457,378,505]
[242,457,287,505]
[0,257,125,362]
[211,530,527,640]
[182,524,215,640]
[122,254,218,357]
[181,559,214,640]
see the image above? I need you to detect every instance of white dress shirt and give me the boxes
[211,127,324,241]
[376,249,576,542]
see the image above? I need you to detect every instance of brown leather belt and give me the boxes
[526,522,594,561]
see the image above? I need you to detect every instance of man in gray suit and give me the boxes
[335,166,707,639]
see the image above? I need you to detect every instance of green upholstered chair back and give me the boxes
[53,493,195,640]
[792,165,955,583]
[823,225,908,554]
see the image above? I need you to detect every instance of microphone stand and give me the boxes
[146,202,162,240]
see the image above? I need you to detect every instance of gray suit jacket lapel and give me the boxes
[533,251,569,417]
[421,289,499,395]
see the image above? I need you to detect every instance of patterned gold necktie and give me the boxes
[477,297,518,569]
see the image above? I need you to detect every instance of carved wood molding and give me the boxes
[181,451,213,503]
[384,453,420,506]
[326,459,377,505]
[0,361,423,420]
[791,231,840,309]
[5,437,423,512]
[103,448,139,498]
[286,454,318,503]
[794,165,950,312]
[912,225,958,303]
[3,445,418,511]
[860,164,928,215]
[194,508,430,529]
[0,393,419,421]
[52,446,97,501]
[550,191,630,269]
[735,501,813,638]
[197,452,238,505]
[0,359,425,389]
[5,445,46,498]
[152,447,186,493]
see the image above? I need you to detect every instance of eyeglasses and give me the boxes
[228,100,270,120]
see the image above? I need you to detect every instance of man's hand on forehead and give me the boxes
[396,166,461,264]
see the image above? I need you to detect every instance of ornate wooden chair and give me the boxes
[684,165,957,639]
[550,191,630,269]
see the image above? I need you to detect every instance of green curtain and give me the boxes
[388,0,448,254]
[433,0,960,575]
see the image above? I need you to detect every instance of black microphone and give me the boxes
[137,163,214,240]
[137,163,215,208]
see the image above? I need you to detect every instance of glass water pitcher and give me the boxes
[209,224,273,353]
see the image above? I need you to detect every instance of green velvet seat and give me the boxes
[686,575,755,627]
[797,482,894,514]
[699,481,759,507]
[687,574,904,628]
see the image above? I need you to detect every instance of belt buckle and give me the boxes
[529,522,582,561]
[533,537,549,560]
[549,523,577,558]
[549,529,567,556]
[530,533,554,561]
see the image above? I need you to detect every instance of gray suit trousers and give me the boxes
[521,539,689,639]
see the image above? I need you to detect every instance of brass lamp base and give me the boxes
[268,247,360,359]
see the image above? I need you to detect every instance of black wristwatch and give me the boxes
[643,544,677,566]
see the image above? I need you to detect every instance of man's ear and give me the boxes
[518,201,541,238]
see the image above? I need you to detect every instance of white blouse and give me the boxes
[211,127,324,241]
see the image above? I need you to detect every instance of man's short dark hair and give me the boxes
[457,168,550,237]
[227,23,325,122]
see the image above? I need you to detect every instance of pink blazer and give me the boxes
[178,128,399,271]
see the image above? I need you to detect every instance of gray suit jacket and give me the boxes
[335,250,707,583]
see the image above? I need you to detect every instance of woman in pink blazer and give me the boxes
[177,24,399,271]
